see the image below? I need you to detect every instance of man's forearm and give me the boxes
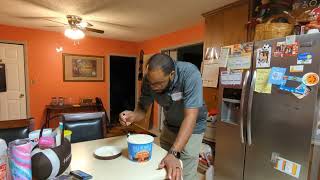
[133,106,148,122]
[171,108,198,152]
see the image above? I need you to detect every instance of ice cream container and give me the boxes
[127,134,154,162]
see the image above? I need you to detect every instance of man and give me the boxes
[119,53,207,180]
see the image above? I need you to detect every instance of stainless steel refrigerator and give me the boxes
[214,33,320,180]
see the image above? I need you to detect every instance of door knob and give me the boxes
[19,94,25,98]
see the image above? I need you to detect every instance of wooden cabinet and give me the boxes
[201,1,249,144]
[202,0,249,111]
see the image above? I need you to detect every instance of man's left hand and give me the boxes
[158,154,182,180]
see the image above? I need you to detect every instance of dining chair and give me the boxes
[0,118,34,144]
[61,112,106,143]
[95,97,110,132]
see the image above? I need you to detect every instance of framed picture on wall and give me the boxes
[63,53,105,82]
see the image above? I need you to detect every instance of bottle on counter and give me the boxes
[54,122,63,146]
[58,97,64,106]
[0,139,8,180]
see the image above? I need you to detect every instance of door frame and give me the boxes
[107,54,138,120]
[158,41,204,131]
[0,40,30,119]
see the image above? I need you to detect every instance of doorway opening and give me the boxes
[109,55,136,125]
[177,43,203,70]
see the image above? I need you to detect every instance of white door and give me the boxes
[0,43,27,121]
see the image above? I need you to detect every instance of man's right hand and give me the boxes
[119,110,137,126]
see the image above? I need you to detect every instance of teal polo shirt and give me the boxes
[138,61,207,134]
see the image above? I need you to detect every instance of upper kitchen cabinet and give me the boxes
[201,0,250,111]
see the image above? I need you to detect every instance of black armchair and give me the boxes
[95,97,110,131]
[61,112,106,143]
[0,118,33,144]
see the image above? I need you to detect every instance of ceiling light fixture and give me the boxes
[64,28,85,40]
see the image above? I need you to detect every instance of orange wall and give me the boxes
[0,21,204,129]
[138,21,205,128]
[0,24,139,128]
[139,22,205,54]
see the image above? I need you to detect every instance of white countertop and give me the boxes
[70,136,167,180]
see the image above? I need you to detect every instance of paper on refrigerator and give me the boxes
[205,46,231,67]
[217,46,231,67]
[274,157,301,179]
[227,54,252,69]
[227,43,253,69]
[255,69,272,94]
[220,70,242,85]
[256,45,271,68]
[202,60,219,87]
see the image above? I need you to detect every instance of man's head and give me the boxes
[146,53,175,93]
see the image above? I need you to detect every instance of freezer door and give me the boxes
[244,34,319,180]
[214,121,246,180]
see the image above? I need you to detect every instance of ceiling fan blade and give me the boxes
[12,16,58,19]
[86,22,93,27]
[43,25,65,28]
[11,16,68,25]
[89,20,132,29]
[45,19,68,25]
[76,21,93,28]
[85,27,104,34]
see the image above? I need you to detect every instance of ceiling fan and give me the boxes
[65,15,104,34]
[8,14,105,40]
[5,13,133,40]
[61,15,104,40]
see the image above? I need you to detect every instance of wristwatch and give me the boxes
[168,149,181,159]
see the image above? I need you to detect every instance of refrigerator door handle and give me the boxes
[247,70,256,146]
[240,70,250,144]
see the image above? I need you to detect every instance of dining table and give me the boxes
[70,135,167,180]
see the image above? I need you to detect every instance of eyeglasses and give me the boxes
[147,75,171,89]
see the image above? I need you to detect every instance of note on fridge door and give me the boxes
[218,46,231,67]
[274,157,301,179]
[255,69,272,94]
[227,54,251,70]
[202,62,219,88]
[220,70,242,85]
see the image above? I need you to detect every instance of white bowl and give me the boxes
[93,146,122,160]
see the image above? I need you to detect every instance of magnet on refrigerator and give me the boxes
[256,46,272,68]
[268,67,287,85]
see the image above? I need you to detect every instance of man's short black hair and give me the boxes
[147,53,175,75]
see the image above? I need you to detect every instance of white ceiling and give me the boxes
[0,0,237,42]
